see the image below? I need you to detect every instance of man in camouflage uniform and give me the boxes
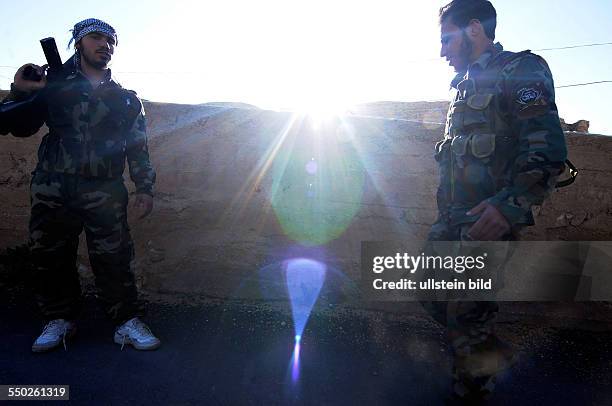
[428,0,568,402]
[0,19,161,352]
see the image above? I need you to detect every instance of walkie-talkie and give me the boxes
[21,37,63,81]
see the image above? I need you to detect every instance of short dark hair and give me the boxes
[439,0,497,41]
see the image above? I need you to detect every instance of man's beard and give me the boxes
[455,30,473,72]
[80,50,109,70]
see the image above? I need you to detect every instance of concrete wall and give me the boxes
[1,98,610,299]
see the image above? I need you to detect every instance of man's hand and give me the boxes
[133,193,153,219]
[13,64,48,94]
[466,201,511,241]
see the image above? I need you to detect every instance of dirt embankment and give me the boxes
[1,94,610,302]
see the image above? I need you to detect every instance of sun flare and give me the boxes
[291,97,352,128]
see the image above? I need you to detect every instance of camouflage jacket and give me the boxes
[1,55,156,195]
[434,43,567,227]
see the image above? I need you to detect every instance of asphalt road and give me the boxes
[1,289,612,405]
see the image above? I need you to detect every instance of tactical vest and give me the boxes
[435,50,561,226]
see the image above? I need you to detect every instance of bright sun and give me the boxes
[291,96,352,125]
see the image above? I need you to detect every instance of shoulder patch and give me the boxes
[515,82,549,119]
[516,86,543,106]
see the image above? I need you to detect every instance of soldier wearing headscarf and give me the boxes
[1,18,160,352]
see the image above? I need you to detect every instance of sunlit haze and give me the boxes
[1,0,611,133]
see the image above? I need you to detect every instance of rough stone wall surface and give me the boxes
[1,97,610,300]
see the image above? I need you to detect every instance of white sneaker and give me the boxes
[32,319,77,353]
[114,317,161,350]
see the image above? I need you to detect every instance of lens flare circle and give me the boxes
[270,118,365,246]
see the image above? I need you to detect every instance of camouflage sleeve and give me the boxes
[125,100,156,195]
[5,83,34,101]
[487,54,567,225]
[0,85,46,137]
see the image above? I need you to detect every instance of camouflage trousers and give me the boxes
[29,171,143,325]
[423,221,519,402]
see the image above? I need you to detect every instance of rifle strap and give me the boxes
[556,159,578,188]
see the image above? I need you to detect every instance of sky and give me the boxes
[1,0,611,134]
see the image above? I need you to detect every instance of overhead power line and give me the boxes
[533,42,612,52]
[1,42,612,91]
[406,41,612,63]
[1,41,612,71]
[556,80,612,89]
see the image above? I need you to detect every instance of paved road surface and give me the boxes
[1,289,612,405]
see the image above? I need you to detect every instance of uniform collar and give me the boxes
[450,42,504,89]
[469,42,503,71]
